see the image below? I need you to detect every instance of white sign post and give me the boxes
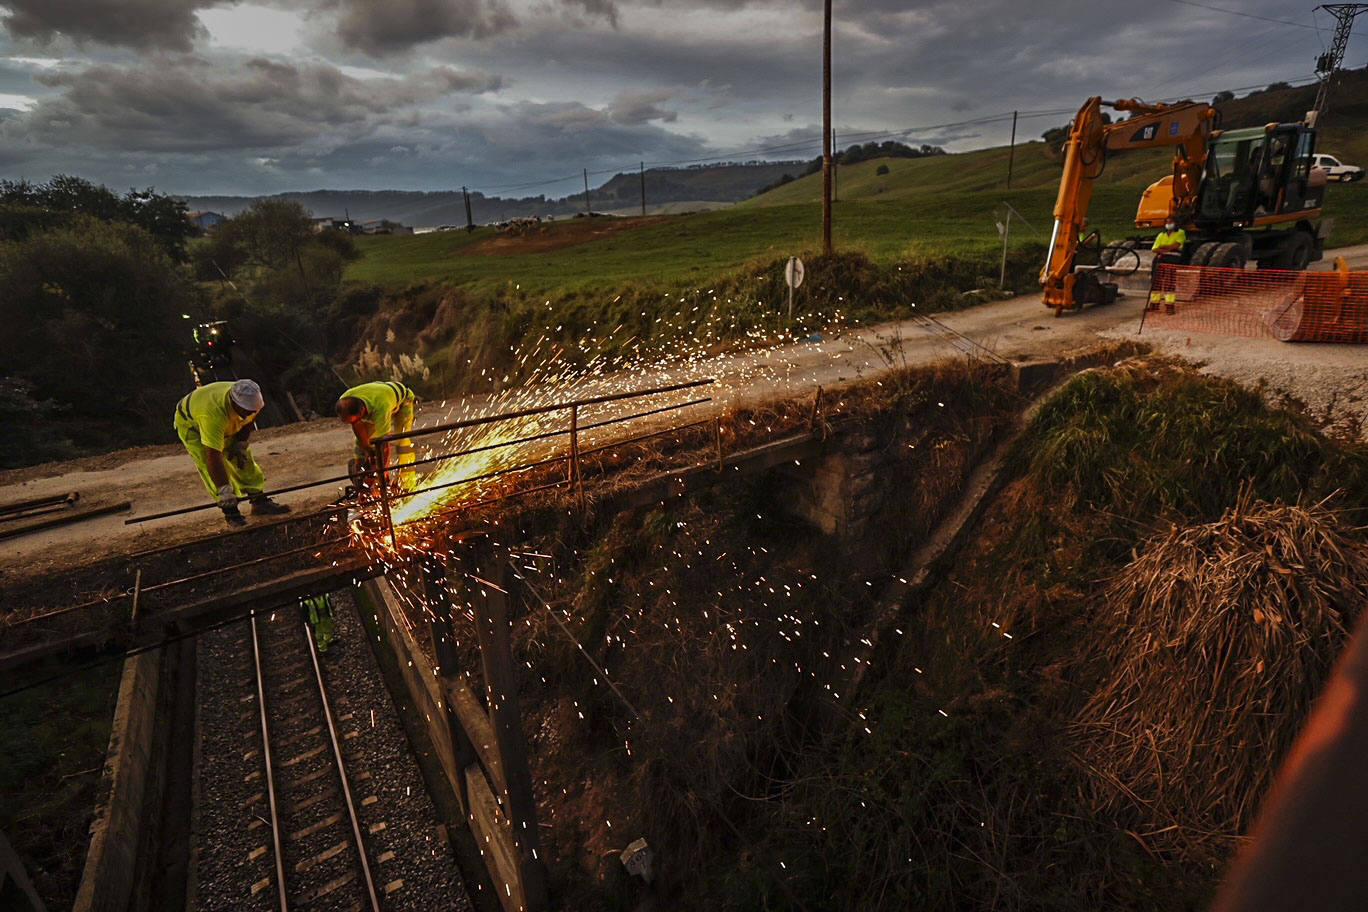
[784,256,805,321]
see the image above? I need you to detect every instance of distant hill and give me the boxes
[746,66,1368,208]
[181,161,804,227]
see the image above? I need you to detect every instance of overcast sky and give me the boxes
[0,0,1356,197]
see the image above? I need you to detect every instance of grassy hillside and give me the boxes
[347,72,1368,297]
[331,72,1368,402]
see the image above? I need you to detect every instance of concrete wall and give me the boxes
[72,637,194,912]
[358,578,529,912]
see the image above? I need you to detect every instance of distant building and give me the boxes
[361,219,413,235]
[312,216,358,233]
[187,211,224,230]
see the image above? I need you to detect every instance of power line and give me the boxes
[461,70,1332,202]
[1164,0,1318,30]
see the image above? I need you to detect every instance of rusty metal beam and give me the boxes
[0,500,131,541]
[0,559,376,677]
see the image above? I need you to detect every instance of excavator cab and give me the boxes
[1193,124,1323,229]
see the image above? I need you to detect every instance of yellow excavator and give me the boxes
[1041,96,1330,313]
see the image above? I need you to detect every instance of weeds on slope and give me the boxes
[1075,493,1368,856]
[736,359,1368,911]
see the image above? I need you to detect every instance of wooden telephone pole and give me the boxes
[822,0,833,255]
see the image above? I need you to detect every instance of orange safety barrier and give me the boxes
[1141,261,1368,343]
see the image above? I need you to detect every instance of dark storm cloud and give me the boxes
[564,0,619,27]
[324,0,518,56]
[0,53,705,193]
[7,57,500,152]
[0,0,218,52]
[0,0,1342,194]
[607,90,676,124]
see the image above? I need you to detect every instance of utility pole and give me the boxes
[821,0,833,255]
[832,128,838,202]
[1312,4,1368,122]
[639,161,646,216]
[583,168,591,216]
[1006,110,1018,188]
[462,185,474,232]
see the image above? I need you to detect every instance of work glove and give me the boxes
[347,457,368,487]
[217,484,238,509]
[225,439,249,469]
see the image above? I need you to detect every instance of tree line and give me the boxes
[755,140,946,195]
[0,176,373,468]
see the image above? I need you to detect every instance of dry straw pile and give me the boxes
[1073,492,1368,854]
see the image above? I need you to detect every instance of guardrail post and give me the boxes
[569,405,585,511]
[374,444,397,550]
[468,536,548,911]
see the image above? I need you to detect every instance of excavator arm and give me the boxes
[1040,96,1216,312]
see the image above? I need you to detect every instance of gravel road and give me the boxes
[5,243,1367,577]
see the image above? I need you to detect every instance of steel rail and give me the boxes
[126,380,713,525]
[386,479,570,537]
[249,609,290,912]
[370,377,715,445]
[384,417,715,534]
[373,453,569,505]
[367,394,714,510]
[17,401,717,628]
[304,616,383,912]
[578,416,713,459]
[5,534,355,630]
[124,500,346,550]
[0,492,78,515]
[383,394,713,477]
[134,536,354,598]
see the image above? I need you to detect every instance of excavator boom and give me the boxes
[1040,97,1216,312]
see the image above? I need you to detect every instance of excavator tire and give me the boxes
[1203,242,1246,294]
[1211,242,1247,269]
[1287,233,1312,271]
[1189,242,1219,268]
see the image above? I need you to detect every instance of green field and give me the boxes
[347,137,1368,297]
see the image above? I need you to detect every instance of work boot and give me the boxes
[248,494,291,516]
[222,505,248,527]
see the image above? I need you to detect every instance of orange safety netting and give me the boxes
[1140,262,1368,343]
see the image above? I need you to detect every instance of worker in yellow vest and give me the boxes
[1149,219,1187,310]
[174,379,291,526]
[336,381,418,491]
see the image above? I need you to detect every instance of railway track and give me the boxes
[194,593,471,912]
[249,605,381,910]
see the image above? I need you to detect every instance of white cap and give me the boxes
[229,379,264,412]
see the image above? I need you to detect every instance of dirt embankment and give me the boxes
[6,243,1368,583]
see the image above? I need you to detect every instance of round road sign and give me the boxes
[785,256,805,289]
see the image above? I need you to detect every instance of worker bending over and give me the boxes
[336,381,418,491]
[174,379,291,526]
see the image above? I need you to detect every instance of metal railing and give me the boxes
[18,380,718,634]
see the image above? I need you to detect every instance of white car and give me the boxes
[1312,153,1364,182]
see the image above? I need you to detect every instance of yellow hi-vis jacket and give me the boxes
[1152,228,1187,252]
[340,381,415,442]
[173,382,258,451]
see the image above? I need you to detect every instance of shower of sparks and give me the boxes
[332,285,1015,881]
[346,292,855,554]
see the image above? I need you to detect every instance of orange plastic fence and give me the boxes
[1141,262,1368,343]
